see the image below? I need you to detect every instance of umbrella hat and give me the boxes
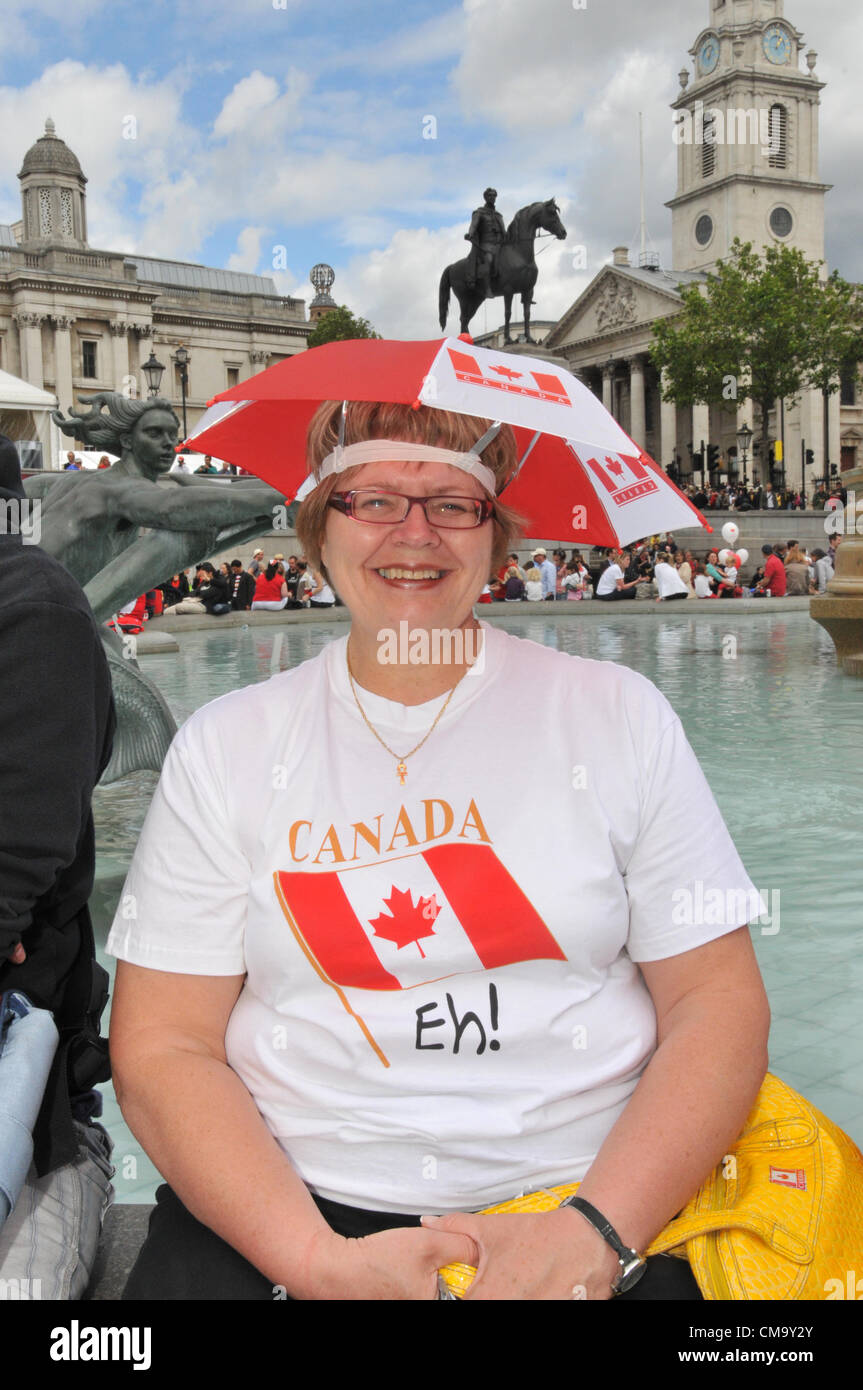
[183,336,710,547]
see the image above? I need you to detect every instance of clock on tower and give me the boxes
[763,23,793,65]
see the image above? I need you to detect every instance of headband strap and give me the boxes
[295,423,501,502]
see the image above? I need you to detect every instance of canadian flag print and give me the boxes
[445,348,571,406]
[274,842,565,1066]
[768,1166,807,1191]
[577,447,660,508]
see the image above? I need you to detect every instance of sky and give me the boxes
[1,0,860,338]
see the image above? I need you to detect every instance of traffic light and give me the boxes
[805,449,815,467]
[706,444,720,470]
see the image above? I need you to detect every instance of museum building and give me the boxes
[545,0,861,491]
[0,119,310,444]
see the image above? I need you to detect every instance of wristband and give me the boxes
[559,1195,648,1295]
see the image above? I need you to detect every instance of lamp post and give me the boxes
[142,350,166,399]
[736,423,753,490]
[172,345,191,439]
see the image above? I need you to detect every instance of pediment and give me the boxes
[547,267,685,350]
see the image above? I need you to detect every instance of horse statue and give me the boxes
[439,199,567,345]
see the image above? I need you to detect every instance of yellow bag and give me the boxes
[438,1073,863,1299]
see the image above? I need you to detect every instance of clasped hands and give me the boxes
[302,1206,621,1301]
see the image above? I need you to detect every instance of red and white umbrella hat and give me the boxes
[183,335,710,547]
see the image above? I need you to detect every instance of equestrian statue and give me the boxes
[439,189,566,344]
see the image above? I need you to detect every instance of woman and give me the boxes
[675,551,695,599]
[308,566,336,608]
[109,399,769,1301]
[784,545,813,596]
[503,564,526,602]
[251,561,288,611]
[653,551,689,602]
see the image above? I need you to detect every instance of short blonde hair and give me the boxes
[295,400,525,580]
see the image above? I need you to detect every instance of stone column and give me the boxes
[14,311,46,389]
[249,348,269,368]
[602,363,614,414]
[110,321,131,393]
[629,354,646,449]
[51,315,75,414]
[659,372,677,472]
[132,325,153,395]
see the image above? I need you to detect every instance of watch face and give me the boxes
[699,36,719,74]
[763,24,793,65]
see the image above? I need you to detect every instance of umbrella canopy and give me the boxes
[183,337,710,546]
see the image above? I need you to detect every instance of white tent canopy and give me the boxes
[0,368,61,471]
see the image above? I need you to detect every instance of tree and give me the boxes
[306,305,380,349]
[650,238,863,473]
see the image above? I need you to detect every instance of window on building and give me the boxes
[81,340,97,379]
[767,104,788,169]
[38,187,53,237]
[769,206,793,239]
[226,366,240,388]
[840,369,857,407]
[702,113,717,178]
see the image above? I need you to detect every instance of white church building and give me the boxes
[546,0,860,493]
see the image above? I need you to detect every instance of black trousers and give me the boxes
[123,1184,703,1301]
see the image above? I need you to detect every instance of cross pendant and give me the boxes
[396,760,408,785]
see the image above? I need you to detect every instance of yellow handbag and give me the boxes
[438,1072,863,1299]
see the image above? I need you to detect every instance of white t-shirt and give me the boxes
[596,563,623,596]
[694,574,714,598]
[654,562,689,600]
[108,624,760,1213]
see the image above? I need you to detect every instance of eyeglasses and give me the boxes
[328,490,494,530]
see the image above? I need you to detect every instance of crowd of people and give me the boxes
[478,532,842,607]
[683,480,846,513]
[106,530,841,637]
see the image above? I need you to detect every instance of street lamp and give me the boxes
[172,345,191,439]
[736,423,753,489]
[142,350,166,399]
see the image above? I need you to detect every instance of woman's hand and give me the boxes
[421,1208,621,1301]
[6,942,26,964]
[298,1223,480,1301]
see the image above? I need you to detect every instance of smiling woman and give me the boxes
[108,378,771,1304]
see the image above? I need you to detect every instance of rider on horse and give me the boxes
[465,188,506,300]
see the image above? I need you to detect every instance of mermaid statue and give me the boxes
[25,392,290,782]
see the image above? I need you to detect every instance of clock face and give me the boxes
[699,36,719,74]
[763,24,793,65]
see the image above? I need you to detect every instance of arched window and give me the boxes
[767,104,788,168]
[702,112,717,178]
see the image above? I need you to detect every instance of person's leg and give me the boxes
[0,1120,114,1300]
[121,1186,421,1301]
[616,1253,702,1301]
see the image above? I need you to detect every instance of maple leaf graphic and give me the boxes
[369,887,440,958]
[605,456,625,478]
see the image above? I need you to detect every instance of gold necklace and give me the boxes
[346,645,471,784]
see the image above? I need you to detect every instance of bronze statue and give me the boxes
[25,393,290,781]
[441,196,567,344]
[465,188,506,300]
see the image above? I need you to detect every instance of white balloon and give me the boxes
[718,548,732,564]
[721,522,740,544]
[737,548,749,565]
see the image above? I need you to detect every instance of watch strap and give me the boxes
[559,1195,647,1294]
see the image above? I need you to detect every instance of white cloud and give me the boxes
[226,224,268,272]
[213,71,279,138]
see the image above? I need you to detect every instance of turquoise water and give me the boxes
[91,611,863,1201]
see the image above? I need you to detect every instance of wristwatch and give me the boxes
[559,1195,648,1295]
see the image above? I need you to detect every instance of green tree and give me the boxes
[306,305,380,349]
[650,238,863,474]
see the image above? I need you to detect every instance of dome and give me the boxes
[18,119,86,182]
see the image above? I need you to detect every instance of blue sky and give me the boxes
[1,0,860,336]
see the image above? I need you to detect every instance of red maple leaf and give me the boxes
[605,456,625,478]
[491,365,522,380]
[369,887,440,958]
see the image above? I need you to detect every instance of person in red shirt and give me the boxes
[754,545,786,598]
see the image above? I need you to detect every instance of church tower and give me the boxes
[17,118,88,247]
[668,0,829,274]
